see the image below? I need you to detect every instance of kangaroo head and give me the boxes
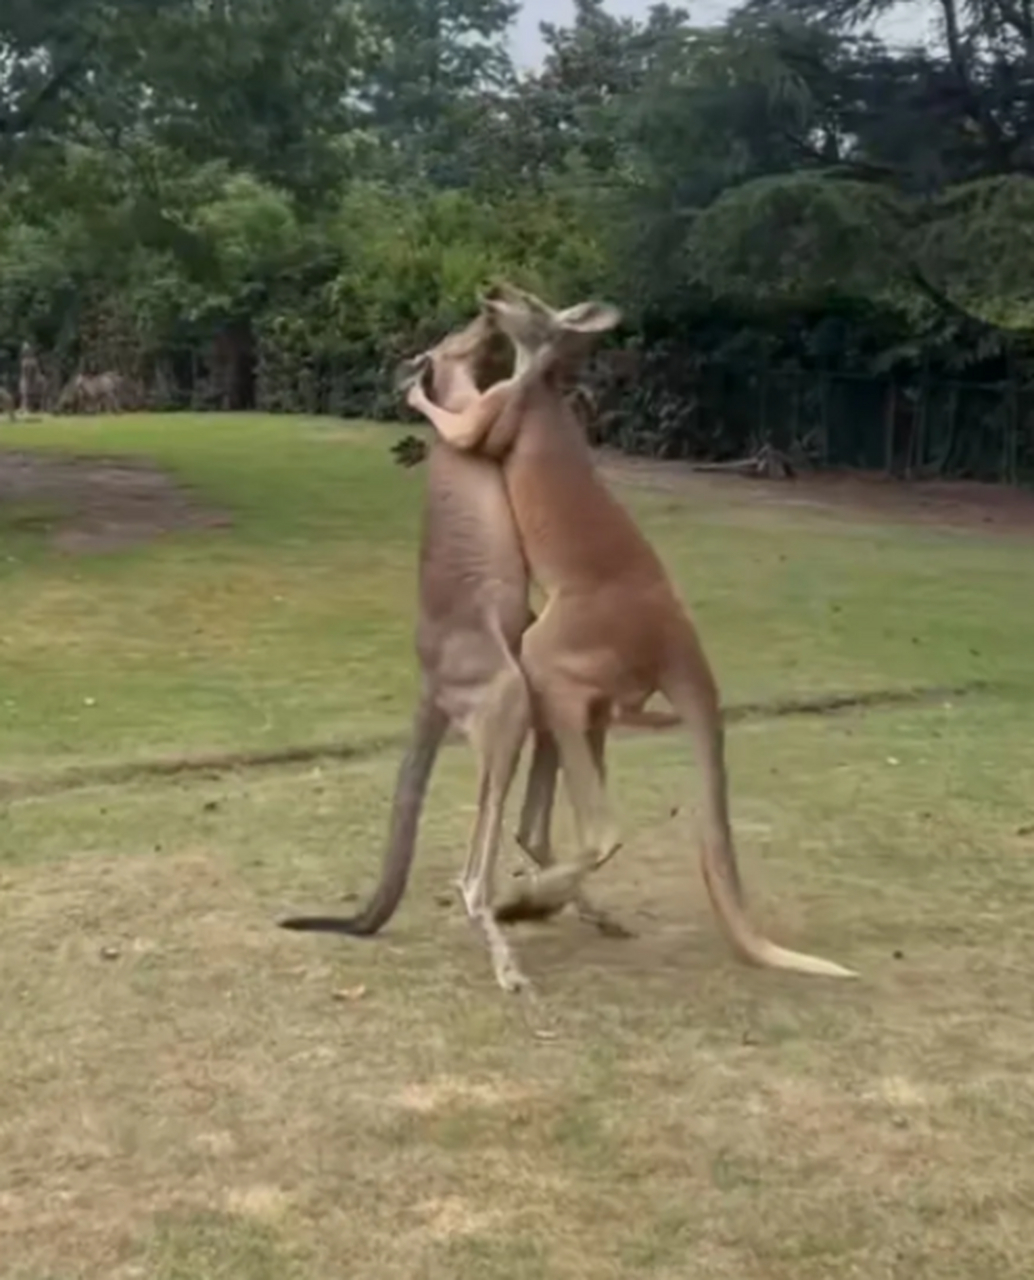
[396,312,513,412]
[478,283,621,378]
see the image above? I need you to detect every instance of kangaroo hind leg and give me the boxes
[459,663,535,992]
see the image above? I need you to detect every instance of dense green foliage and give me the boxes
[3,0,1034,475]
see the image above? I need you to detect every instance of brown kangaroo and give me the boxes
[279,309,639,990]
[404,283,856,983]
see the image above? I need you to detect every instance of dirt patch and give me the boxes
[599,451,1034,536]
[411,1196,508,1242]
[393,1076,540,1114]
[224,1184,292,1222]
[0,449,231,552]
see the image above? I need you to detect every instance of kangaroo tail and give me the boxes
[660,629,856,979]
[278,694,449,936]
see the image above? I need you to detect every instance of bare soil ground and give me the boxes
[599,451,1034,536]
[0,450,230,552]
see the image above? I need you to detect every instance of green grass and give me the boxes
[0,413,1025,772]
[2,413,1034,1279]
[0,416,423,770]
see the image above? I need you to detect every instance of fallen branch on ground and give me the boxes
[693,444,797,480]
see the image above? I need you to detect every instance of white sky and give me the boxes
[512,0,936,68]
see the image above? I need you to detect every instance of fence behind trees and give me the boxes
[595,360,1033,484]
[7,334,1032,484]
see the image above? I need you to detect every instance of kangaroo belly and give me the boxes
[504,439,664,596]
[417,447,531,667]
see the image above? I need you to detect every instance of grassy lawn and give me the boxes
[2,413,1033,1279]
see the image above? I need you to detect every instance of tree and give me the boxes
[351,0,519,185]
[0,0,165,168]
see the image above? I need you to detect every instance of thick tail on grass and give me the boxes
[661,633,857,979]
[493,858,590,924]
[278,695,449,936]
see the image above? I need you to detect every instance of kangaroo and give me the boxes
[279,309,638,991]
[404,283,856,982]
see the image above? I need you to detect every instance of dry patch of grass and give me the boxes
[4,693,1034,1279]
[0,449,230,553]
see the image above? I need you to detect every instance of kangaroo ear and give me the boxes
[479,280,521,306]
[394,351,430,393]
[479,280,556,321]
[555,301,622,334]
[479,294,520,324]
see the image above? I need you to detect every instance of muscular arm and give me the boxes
[407,375,515,453]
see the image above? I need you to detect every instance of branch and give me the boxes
[996,0,1034,63]
[997,0,1034,42]
[779,125,898,182]
[937,0,1010,166]
[0,34,101,148]
[903,260,1016,336]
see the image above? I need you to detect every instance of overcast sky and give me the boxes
[511,0,935,68]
